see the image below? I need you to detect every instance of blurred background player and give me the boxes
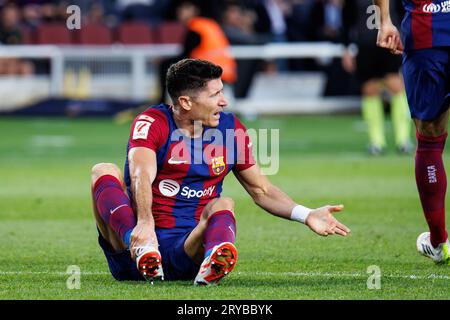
[156,0,236,105]
[342,0,412,155]
[90,59,351,285]
[220,1,270,99]
[376,0,450,264]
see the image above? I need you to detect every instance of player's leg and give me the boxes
[91,163,143,281]
[414,111,450,263]
[361,79,386,154]
[403,47,450,264]
[356,46,386,155]
[185,197,236,263]
[91,163,136,250]
[91,163,164,280]
[184,197,237,285]
[384,73,412,153]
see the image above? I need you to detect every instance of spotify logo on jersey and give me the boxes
[159,179,180,197]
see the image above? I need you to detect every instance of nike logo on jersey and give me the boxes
[110,204,128,215]
[168,157,188,165]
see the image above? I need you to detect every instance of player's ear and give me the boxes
[178,95,192,111]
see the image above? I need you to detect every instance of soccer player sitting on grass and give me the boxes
[90,59,351,285]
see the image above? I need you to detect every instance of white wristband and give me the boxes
[291,204,312,224]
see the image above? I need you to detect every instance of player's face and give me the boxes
[191,78,228,127]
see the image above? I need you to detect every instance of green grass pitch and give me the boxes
[0,115,449,300]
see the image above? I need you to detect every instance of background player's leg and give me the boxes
[414,111,449,248]
[361,80,386,155]
[384,73,412,152]
[184,197,236,264]
[91,163,136,251]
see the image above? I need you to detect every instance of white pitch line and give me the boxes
[247,271,450,280]
[0,271,109,275]
[31,135,74,148]
[0,270,449,280]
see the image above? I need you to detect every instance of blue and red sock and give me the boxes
[92,175,136,247]
[203,210,236,258]
[415,131,448,247]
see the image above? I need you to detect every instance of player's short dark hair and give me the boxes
[166,59,223,103]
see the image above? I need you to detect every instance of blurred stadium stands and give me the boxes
[117,22,156,44]
[21,21,184,45]
[0,42,359,114]
[0,0,361,116]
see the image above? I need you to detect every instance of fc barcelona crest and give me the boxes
[211,156,225,175]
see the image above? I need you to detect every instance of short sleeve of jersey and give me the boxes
[233,115,256,171]
[128,109,169,152]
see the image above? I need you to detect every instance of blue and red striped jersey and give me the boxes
[401,0,450,51]
[124,104,255,230]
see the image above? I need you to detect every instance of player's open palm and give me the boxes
[305,205,351,237]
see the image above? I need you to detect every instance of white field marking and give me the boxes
[31,135,74,148]
[244,271,450,280]
[0,271,110,275]
[0,270,449,280]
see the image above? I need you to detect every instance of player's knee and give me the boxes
[384,74,404,94]
[418,125,447,137]
[362,80,380,97]
[91,163,121,185]
[416,117,449,137]
[209,197,235,216]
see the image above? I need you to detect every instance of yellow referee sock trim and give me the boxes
[391,92,412,147]
[362,96,386,148]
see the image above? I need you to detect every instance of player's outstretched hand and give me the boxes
[376,22,404,55]
[305,205,351,237]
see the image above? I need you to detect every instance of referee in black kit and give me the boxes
[341,0,412,155]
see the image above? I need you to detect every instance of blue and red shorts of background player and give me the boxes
[403,47,450,121]
[98,227,200,281]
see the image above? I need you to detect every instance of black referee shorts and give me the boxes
[356,45,402,83]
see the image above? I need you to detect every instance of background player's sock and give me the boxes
[93,175,136,247]
[415,131,448,248]
[203,210,236,258]
[362,95,386,149]
[391,92,412,148]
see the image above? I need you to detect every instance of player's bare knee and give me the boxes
[362,80,381,97]
[416,117,449,137]
[384,73,404,95]
[210,197,235,215]
[91,163,121,185]
[421,126,447,137]
[201,197,235,221]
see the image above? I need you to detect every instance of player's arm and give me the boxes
[234,165,351,237]
[374,0,391,22]
[128,147,158,259]
[374,0,404,54]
